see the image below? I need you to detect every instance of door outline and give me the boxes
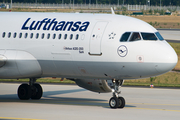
[89,21,108,56]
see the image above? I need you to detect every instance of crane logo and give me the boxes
[117,45,128,57]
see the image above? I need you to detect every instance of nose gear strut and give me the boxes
[109,79,125,109]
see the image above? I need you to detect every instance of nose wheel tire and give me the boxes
[18,83,32,100]
[109,97,125,109]
[109,97,119,109]
[118,97,125,108]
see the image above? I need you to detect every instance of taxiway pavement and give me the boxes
[158,29,180,42]
[0,83,180,120]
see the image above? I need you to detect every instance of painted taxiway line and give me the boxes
[126,107,180,112]
[127,103,180,106]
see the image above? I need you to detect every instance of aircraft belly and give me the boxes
[37,60,57,76]
[39,60,171,79]
[53,60,78,76]
[75,61,159,79]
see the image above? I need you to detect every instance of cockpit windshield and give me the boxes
[155,32,164,40]
[120,32,141,42]
[120,32,131,42]
[129,32,141,41]
[120,32,164,42]
[141,33,157,41]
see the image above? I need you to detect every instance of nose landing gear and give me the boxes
[109,79,125,109]
[17,78,43,100]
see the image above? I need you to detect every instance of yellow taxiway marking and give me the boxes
[125,103,180,112]
[126,107,180,112]
[127,103,180,106]
[0,117,44,120]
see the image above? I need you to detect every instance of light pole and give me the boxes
[35,0,37,8]
[62,0,64,8]
[149,0,150,6]
[73,0,74,9]
[160,0,161,10]
[89,0,91,8]
[11,0,12,8]
[96,0,97,8]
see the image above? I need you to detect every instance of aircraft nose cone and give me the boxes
[155,41,178,74]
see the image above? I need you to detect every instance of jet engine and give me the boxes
[74,79,112,93]
[0,50,42,79]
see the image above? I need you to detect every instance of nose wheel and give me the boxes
[109,79,125,109]
[118,96,125,108]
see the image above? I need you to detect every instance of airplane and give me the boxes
[0,9,177,109]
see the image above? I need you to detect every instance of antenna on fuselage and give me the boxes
[111,7,115,15]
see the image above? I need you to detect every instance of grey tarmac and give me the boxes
[0,83,180,120]
[158,29,180,42]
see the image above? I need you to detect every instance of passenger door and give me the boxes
[89,21,108,55]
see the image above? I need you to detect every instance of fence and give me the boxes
[1,2,180,11]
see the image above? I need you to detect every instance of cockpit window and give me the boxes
[141,33,157,40]
[155,32,164,40]
[129,32,141,41]
[120,32,131,42]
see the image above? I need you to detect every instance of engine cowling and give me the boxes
[75,79,112,93]
[0,50,42,79]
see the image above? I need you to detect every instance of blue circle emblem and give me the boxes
[117,45,128,57]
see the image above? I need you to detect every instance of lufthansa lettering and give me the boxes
[21,18,90,32]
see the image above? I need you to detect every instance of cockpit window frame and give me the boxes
[129,32,142,42]
[120,32,131,42]
[120,31,164,42]
[141,32,158,41]
[155,32,164,41]
[120,32,142,42]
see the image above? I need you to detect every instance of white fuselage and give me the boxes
[0,12,177,80]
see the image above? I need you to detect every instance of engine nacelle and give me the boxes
[75,79,112,93]
[0,50,42,79]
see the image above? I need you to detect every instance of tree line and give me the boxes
[1,0,180,6]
